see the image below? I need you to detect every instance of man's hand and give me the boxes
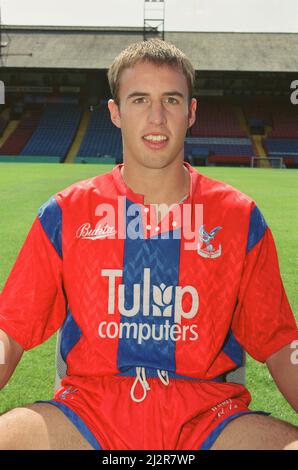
[0,329,23,390]
[266,341,298,413]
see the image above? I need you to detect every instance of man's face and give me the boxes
[108,60,197,170]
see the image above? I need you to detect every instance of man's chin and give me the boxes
[139,153,182,170]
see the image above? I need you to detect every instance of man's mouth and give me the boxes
[142,134,169,149]
[143,134,169,142]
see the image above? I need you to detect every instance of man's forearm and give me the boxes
[266,341,298,413]
[0,329,23,390]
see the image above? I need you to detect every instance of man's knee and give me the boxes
[211,414,298,450]
[0,405,48,450]
[0,403,92,450]
[284,440,298,450]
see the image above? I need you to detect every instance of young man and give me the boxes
[0,39,297,450]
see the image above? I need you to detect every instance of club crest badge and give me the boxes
[197,225,222,259]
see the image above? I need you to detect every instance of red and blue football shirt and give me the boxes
[0,163,297,392]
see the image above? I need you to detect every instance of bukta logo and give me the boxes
[59,387,79,400]
[76,222,117,240]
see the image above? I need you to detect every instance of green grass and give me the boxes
[0,163,297,426]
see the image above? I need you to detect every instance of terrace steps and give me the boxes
[252,135,270,167]
[0,120,19,147]
[234,105,250,135]
[65,110,90,163]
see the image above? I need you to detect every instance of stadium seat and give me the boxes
[21,104,81,161]
[185,137,254,165]
[0,107,42,156]
[268,103,298,139]
[191,98,247,138]
[77,106,122,160]
[262,138,298,167]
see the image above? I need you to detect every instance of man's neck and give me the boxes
[120,161,190,207]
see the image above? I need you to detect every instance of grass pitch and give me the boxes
[0,163,297,425]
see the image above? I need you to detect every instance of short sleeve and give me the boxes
[232,205,298,363]
[0,197,67,350]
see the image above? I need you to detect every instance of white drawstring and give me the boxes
[130,367,151,403]
[157,369,170,385]
[130,367,170,403]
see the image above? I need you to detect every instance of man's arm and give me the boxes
[266,342,298,413]
[0,329,23,390]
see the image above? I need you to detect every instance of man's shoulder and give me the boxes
[53,169,115,207]
[195,171,255,211]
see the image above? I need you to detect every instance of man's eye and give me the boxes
[165,97,179,104]
[133,97,147,103]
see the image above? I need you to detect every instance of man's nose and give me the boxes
[148,101,167,125]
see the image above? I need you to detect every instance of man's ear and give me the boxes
[188,98,197,129]
[108,99,121,129]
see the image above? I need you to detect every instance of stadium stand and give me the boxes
[76,105,122,163]
[1,26,298,168]
[2,95,297,168]
[185,98,253,165]
[242,97,272,133]
[263,138,298,167]
[261,99,298,167]
[21,104,82,162]
[268,102,298,138]
[191,98,248,138]
[185,136,254,166]
[0,107,42,156]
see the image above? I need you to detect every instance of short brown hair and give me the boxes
[107,38,195,106]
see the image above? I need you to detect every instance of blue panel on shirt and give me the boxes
[246,206,267,253]
[222,328,244,368]
[117,199,181,372]
[60,308,82,362]
[38,196,62,259]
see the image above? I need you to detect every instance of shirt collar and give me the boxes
[111,162,200,205]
